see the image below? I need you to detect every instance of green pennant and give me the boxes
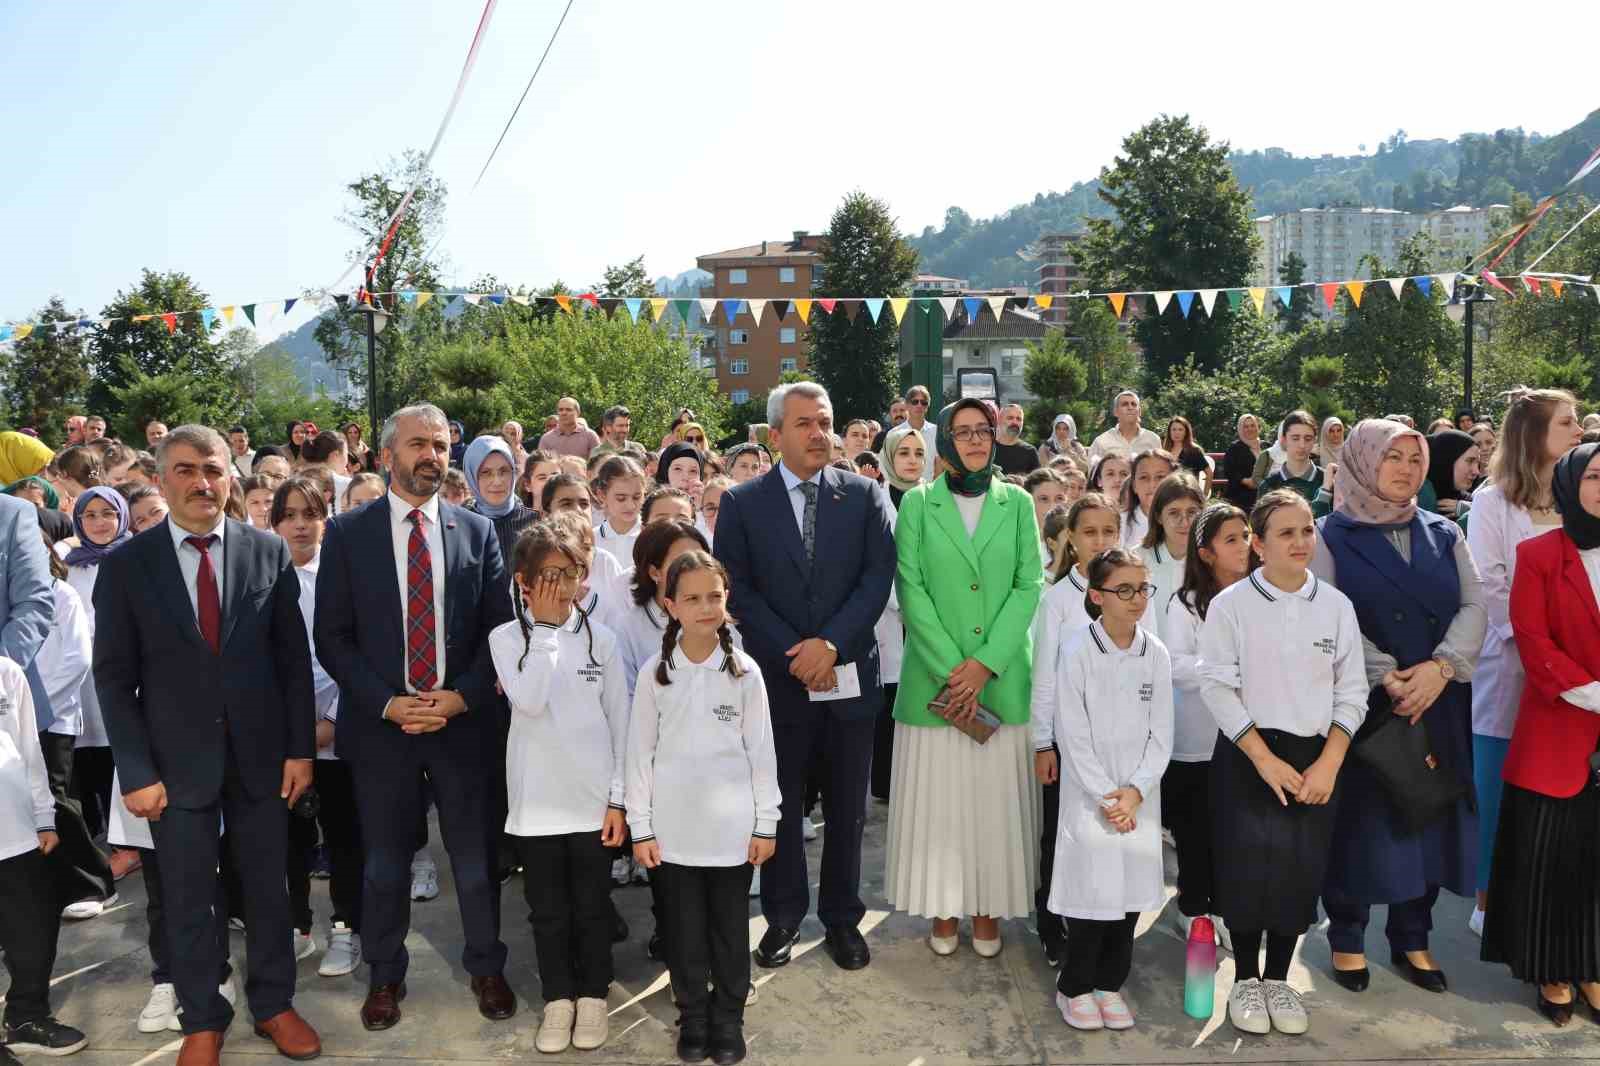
[242,304,257,326]
[672,299,694,325]
[1225,290,1244,311]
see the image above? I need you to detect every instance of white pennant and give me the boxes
[1153,291,1174,314]
[986,296,1007,321]
[463,293,483,306]
[746,299,766,327]
[1198,289,1219,317]
[698,298,718,323]
[510,293,531,306]
[938,297,957,320]
[1387,277,1406,300]
[1434,273,1457,298]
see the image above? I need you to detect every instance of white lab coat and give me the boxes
[1466,483,1542,739]
[875,501,903,685]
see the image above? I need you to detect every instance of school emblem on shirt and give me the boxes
[1138,682,1154,704]
[1313,636,1336,656]
[712,703,739,724]
[576,666,603,684]
[0,695,9,717]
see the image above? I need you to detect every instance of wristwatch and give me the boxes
[1432,656,1456,681]
[822,639,838,657]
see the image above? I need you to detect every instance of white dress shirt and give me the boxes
[777,461,824,538]
[0,658,54,861]
[36,579,91,737]
[387,491,447,689]
[65,564,107,748]
[232,450,255,479]
[1089,425,1162,463]
[1030,565,1094,751]
[168,515,228,621]
[292,551,341,759]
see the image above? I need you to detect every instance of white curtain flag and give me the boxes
[698,298,718,323]
[1434,273,1457,298]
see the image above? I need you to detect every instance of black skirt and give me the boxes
[1210,728,1340,934]
[1481,781,1600,984]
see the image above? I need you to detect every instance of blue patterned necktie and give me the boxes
[797,481,817,565]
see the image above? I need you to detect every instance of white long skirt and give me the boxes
[884,721,1038,920]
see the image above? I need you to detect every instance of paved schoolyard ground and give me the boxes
[29,800,1600,1065]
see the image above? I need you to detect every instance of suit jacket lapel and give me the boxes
[152,522,205,649]
[764,469,809,575]
[439,502,462,633]
[366,500,404,671]
[971,486,1008,558]
[926,479,981,575]
[219,519,252,650]
[810,467,849,575]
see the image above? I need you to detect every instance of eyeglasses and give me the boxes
[537,564,588,582]
[907,398,930,406]
[685,435,705,444]
[949,426,995,444]
[1094,583,1156,601]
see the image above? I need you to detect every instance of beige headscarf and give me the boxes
[1332,418,1428,526]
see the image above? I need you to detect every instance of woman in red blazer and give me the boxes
[1482,440,1600,1026]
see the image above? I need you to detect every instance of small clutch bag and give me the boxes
[928,684,1002,745]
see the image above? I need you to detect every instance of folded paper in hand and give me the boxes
[808,662,861,702]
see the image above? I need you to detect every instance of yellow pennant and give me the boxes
[1552,279,1565,298]
[1346,281,1365,307]
[1034,294,1053,311]
[555,295,573,315]
[1248,287,1266,314]
[888,297,909,325]
[649,298,668,321]
[793,299,813,323]
[416,292,434,308]
[221,306,235,325]
[1107,292,1126,318]
[12,324,32,340]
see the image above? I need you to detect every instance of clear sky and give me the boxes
[2,1,1593,340]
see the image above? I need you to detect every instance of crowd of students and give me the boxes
[0,381,1596,1064]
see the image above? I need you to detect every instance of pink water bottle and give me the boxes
[1183,916,1216,1019]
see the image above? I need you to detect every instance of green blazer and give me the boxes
[891,477,1044,727]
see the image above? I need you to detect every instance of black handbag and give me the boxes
[1350,687,1469,833]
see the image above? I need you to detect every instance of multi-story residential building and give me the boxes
[1032,233,1083,326]
[696,230,824,402]
[1251,204,1507,288]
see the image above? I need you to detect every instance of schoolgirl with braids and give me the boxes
[488,520,630,1053]
[625,550,779,1060]
[614,519,711,699]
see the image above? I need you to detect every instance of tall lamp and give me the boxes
[354,300,391,469]
[1445,282,1494,420]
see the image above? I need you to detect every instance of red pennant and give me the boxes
[1319,283,1339,311]
[817,298,837,315]
[1482,271,1516,295]
[1523,275,1541,295]
[161,312,177,333]
[580,292,599,308]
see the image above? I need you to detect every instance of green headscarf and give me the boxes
[879,421,925,493]
[4,475,58,510]
[937,399,999,497]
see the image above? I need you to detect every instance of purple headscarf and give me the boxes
[65,486,131,567]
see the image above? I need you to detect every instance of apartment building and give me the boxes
[1252,204,1506,287]
[695,231,824,402]
[1032,233,1083,326]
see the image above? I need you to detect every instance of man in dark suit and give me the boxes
[95,425,319,1066]
[713,382,896,971]
[314,403,515,1030]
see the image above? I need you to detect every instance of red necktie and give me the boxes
[186,535,221,654]
[405,510,438,692]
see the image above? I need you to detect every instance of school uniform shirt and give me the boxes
[36,579,91,737]
[593,517,641,569]
[1162,593,1216,763]
[1198,570,1367,744]
[0,657,54,862]
[292,552,341,760]
[585,552,629,632]
[65,564,109,748]
[1141,543,1186,646]
[1030,566,1094,752]
[625,646,781,867]
[1048,621,1173,920]
[613,596,743,700]
[489,612,630,836]
[1257,462,1323,505]
[1122,508,1149,550]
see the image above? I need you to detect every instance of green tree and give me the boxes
[809,192,918,420]
[1077,115,1261,377]
[1021,330,1090,440]
[109,357,207,440]
[221,329,339,443]
[1277,252,1316,333]
[1297,355,1353,424]
[433,341,514,437]
[1070,301,1140,426]
[87,270,231,428]
[594,256,656,299]
[7,298,89,445]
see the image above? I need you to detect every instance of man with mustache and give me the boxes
[313,404,516,1032]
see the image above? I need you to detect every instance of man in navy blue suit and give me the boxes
[313,403,515,1031]
[713,382,896,970]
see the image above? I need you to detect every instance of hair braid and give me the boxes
[717,623,744,678]
[655,617,682,686]
[513,579,535,671]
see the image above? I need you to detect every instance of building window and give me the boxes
[729,330,750,345]
[779,327,797,344]
[780,357,797,372]
[730,389,750,404]
[728,268,747,285]
[730,360,749,375]
[779,267,796,284]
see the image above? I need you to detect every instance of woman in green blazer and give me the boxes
[884,398,1045,959]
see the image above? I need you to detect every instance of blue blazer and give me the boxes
[712,464,896,717]
[0,496,55,730]
[93,518,315,808]
[313,496,512,763]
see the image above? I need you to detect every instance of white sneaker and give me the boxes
[571,997,608,1050]
[536,999,575,1054]
[62,892,118,920]
[802,817,819,842]
[319,923,361,976]
[1468,906,1485,938]
[1228,978,1271,1035]
[1093,989,1135,1030]
[1264,979,1308,1035]
[748,867,761,897]
[411,854,439,901]
[1058,991,1103,1030]
[293,928,317,961]
[138,982,180,1033]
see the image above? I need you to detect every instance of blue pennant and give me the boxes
[283,298,298,314]
[864,298,884,324]
[1413,276,1432,297]
[399,290,418,303]
[722,298,743,324]
[1175,291,1194,317]
[962,296,981,322]
[624,298,642,322]
[200,308,216,331]
[488,293,506,305]
[1274,287,1293,308]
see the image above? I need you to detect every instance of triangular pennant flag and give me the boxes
[722,299,743,324]
[986,296,1007,321]
[1175,291,1195,317]
[283,297,298,314]
[698,298,718,322]
[1434,273,1456,297]
[416,292,434,308]
[648,298,667,321]
[938,297,957,321]
[161,312,177,334]
[672,299,694,324]
[200,308,217,331]
[1005,296,1029,311]
[1107,292,1126,318]
[242,304,256,326]
[817,298,838,317]
[463,293,483,306]
[888,297,909,325]
[76,318,94,330]
[53,322,70,335]
[623,298,642,323]
[840,300,860,323]
[445,293,462,307]
[11,325,31,341]
[1551,279,1564,298]
[793,299,812,323]
[1034,294,1053,311]
[580,292,600,310]
[1319,283,1339,310]
[916,297,934,314]
[864,298,884,324]
[1387,278,1406,301]
[1523,275,1541,295]
[770,299,790,321]
[487,293,506,305]
[1483,271,1516,295]
[1226,290,1244,311]
[0,327,11,342]
[747,298,766,326]
[961,297,982,322]
[1248,288,1266,313]
[222,306,236,324]
[1154,291,1174,314]
[1413,276,1432,298]
[1199,289,1219,317]
[555,295,573,315]
[1273,287,1292,309]
[598,298,621,319]
[399,290,417,303]
[1346,281,1365,307]
[510,293,531,306]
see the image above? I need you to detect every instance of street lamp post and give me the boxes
[356,301,391,471]
[1446,282,1494,419]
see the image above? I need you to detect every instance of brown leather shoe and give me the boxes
[176,1030,224,1066]
[470,973,517,1020]
[253,1009,322,1060]
[361,982,406,1031]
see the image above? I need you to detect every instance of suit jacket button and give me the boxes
[973,625,983,635]
[1393,611,1405,622]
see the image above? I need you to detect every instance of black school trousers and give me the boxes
[39,731,113,907]
[654,861,752,1027]
[1058,912,1138,998]
[0,848,60,1026]
[513,831,614,1002]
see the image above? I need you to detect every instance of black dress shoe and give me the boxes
[1390,949,1447,993]
[676,1019,710,1062]
[753,924,800,968]
[823,924,870,970]
[1538,985,1575,1027]
[710,1023,747,1064]
[1330,964,1370,992]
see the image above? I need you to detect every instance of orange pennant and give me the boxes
[1107,293,1126,318]
[1346,281,1365,307]
[1551,279,1565,298]
[555,295,573,314]
[1034,294,1053,311]
[793,299,813,323]
[161,312,177,333]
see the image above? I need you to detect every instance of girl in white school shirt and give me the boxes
[490,520,630,1056]
[1048,547,1173,1031]
[1121,449,1176,549]
[1198,490,1367,1039]
[1030,493,1121,964]
[1138,472,1203,645]
[627,551,779,1066]
[591,455,646,568]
